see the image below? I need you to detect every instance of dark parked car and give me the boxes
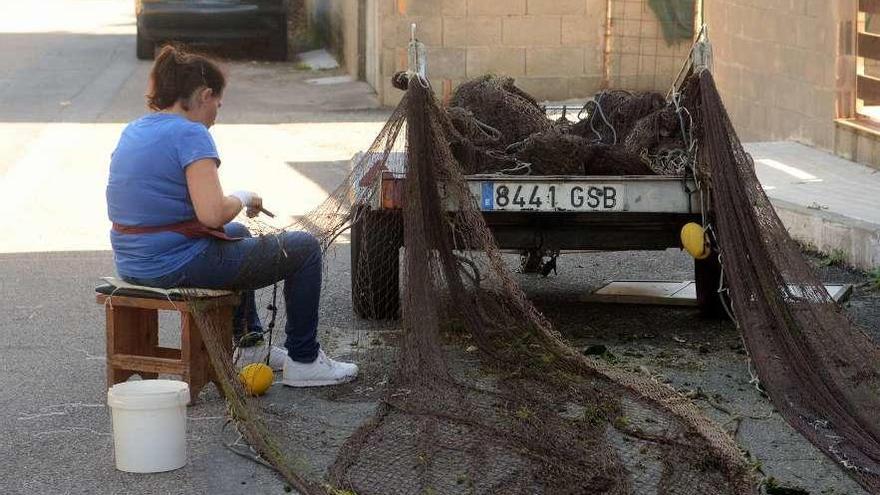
[135,0,289,60]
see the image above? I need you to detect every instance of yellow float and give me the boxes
[238,363,274,396]
[680,222,711,260]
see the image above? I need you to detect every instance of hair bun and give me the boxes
[146,45,226,111]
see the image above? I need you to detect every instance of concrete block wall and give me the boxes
[703,0,853,150]
[376,0,696,106]
[606,0,695,91]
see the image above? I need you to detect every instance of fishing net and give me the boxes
[684,70,880,492]
[448,75,552,149]
[445,80,683,176]
[168,67,880,495]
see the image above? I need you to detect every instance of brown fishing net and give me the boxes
[327,75,754,495]
[444,77,688,177]
[685,70,880,492]
[448,75,552,149]
[174,67,880,495]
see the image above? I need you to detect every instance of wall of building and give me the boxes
[702,0,856,151]
[375,0,698,106]
[303,1,880,171]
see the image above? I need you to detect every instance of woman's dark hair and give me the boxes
[146,45,226,111]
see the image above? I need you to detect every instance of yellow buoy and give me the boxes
[680,222,711,260]
[238,363,274,396]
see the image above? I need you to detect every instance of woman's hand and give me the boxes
[230,190,263,218]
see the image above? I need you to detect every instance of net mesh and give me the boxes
[684,70,880,492]
[171,68,880,494]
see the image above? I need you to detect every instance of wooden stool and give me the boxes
[96,284,238,404]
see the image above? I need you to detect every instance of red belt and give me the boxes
[112,219,240,241]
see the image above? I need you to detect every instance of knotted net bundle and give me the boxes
[177,69,880,494]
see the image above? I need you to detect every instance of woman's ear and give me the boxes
[200,87,214,103]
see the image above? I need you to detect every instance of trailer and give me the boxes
[349,151,723,320]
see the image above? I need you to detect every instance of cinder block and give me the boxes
[568,75,603,98]
[586,0,606,16]
[747,103,768,136]
[467,0,526,16]
[383,15,443,49]
[503,16,562,46]
[381,48,398,75]
[404,0,442,16]
[526,47,585,76]
[442,0,467,16]
[638,36,658,56]
[804,54,828,86]
[562,16,598,46]
[527,0,586,15]
[637,54,656,75]
[585,44,603,74]
[377,0,395,15]
[640,17,659,38]
[775,14,799,47]
[613,74,640,90]
[444,16,504,46]
[806,0,828,18]
[514,77,569,101]
[443,16,468,46]
[623,0,642,19]
[466,47,526,77]
[429,47,467,79]
[618,35,641,54]
[616,53,639,77]
[381,16,399,49]
[442,78,464,103]
[395,47,408,71]
[631,74,656,92]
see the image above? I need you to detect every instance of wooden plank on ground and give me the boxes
[580,281,853,307]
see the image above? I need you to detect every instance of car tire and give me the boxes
[350,206,403,320]
[136,27,155,60]
[268,15,288,61]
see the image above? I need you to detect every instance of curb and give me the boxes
[770,197,880,271]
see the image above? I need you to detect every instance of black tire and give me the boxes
[351,207,403,320]
[695,250,727,318]
[267,15,289,61]
[136,27,155,60]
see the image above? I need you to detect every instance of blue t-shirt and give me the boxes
[107,113,220,279]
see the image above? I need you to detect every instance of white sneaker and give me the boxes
[282,350,358,387]
[233,344,288,370]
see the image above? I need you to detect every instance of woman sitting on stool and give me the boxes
[105,45,357,387]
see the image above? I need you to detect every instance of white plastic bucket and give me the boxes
[107,379,190,473]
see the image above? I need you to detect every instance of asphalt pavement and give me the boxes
[0,2,876,494]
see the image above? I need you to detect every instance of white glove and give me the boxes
[230,190,257,208]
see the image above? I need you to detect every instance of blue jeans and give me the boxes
[122,223,321,363]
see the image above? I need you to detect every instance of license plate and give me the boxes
[479,182,625,212]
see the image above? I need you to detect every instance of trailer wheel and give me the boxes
[694,250,727,318]
[351,207,403,320]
